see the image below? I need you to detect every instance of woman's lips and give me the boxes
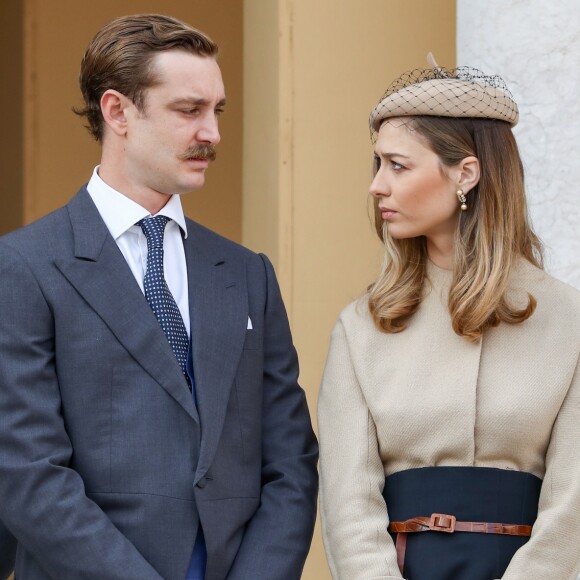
[380,208,398,220]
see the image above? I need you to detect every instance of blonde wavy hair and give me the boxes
[368,116,544,342]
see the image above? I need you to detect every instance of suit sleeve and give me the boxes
[0,243,163,579]
[226,254,319,580]
[500,354,580,580]
[318,317,402,579]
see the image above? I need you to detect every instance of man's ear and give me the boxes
[100,89,132,137]
[456,156,480,195]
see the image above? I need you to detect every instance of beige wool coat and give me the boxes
[318,260,580,580]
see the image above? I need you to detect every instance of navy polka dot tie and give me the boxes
[139,216,190,387]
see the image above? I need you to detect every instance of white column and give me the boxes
[458,0,580,289]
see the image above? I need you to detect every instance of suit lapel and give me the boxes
[55,189,199,422]
[184,222,248,482]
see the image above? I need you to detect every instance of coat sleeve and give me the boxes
[0,243,163,579]
[226,254,319,580]
[318,317,402,579]
[501,354,580,580]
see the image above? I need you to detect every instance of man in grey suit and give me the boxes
[0,14,318,580]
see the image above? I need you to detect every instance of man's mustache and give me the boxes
[178,144,217,162]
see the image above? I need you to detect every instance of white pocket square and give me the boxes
[247,316,253,330]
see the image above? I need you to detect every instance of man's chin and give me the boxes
[173,172,207,194]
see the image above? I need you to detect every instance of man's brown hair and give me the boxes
[75,14,218,142]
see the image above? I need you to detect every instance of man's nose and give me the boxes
[197,114,221,145]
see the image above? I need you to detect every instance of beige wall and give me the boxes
[244,1,456,577]
[0,1,24,235]
[17,0,242,240]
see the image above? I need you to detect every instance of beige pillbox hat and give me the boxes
[369,53,519,141]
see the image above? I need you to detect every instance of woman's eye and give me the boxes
[391,160,404,171]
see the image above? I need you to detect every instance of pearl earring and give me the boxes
[457,189,467,211]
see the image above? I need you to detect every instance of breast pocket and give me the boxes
[242,328,261,350]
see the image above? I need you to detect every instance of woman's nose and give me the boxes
[369,171,389,198]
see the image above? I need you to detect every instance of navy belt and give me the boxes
[382,467,541,579]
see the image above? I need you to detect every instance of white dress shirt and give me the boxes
[87,166,190,336]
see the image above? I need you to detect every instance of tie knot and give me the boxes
[139,215,170,249]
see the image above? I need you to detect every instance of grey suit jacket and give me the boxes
[0,188,318,579]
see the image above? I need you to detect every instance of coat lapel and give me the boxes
[184,222,248,482]
[55,189,199,422]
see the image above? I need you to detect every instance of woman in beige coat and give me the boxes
[318,59,580,580]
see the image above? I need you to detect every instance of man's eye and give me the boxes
[215,108,225,116]
[391,160,404,171]
[181,109,199,115]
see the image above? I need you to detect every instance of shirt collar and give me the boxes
[86,166,188,239]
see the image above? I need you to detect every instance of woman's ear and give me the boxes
[456,156,480,195]
[100,89,131,138]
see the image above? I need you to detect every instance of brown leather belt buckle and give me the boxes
[428,513,456,533]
